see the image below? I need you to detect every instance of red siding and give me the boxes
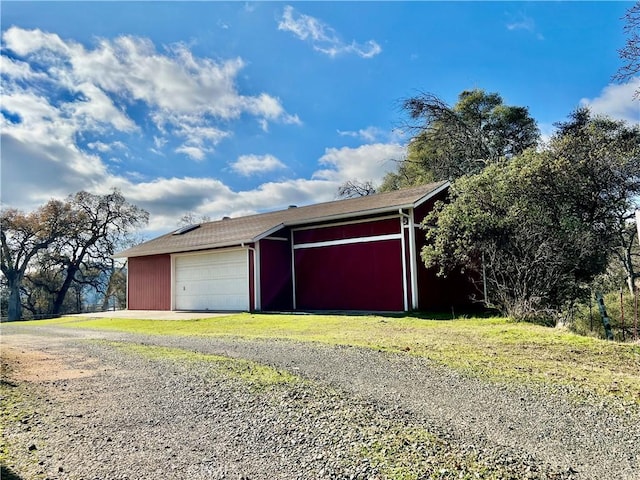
[293,217,399,244]
[413,198,480,311]
[294,240,404,311]
[413,189,448,226]
[128,254,171,310]
[259,237,293,311]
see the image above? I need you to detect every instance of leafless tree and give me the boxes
[337,180,376,199]
[614,1,640,97]
[177,212,211,227]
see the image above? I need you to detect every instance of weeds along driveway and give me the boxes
[2,322,639,480]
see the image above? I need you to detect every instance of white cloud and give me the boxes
[337,126,384,142]
[0,26,397,238]
[279,5,336,43]
[88,141,125,152]
[2,127,405,236]
[314,143,405,183]
[2,26,70,56]
[1,27,300,158]
[507,18,535,32]
[230,154,286,176]
[0,55,48,80]
[1,130,111,208]
[197,178,338,223]
[506,14,544,40]
[214,144,404,219]
[175,145,207,161]
[67,82,137,132]
[537,122,556,148]
[278,5,381,59]
[580,78,640,125]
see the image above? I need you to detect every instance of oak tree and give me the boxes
[1,201,71,320]
[1,190,148,319]
[381,89,539,190]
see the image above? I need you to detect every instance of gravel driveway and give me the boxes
[1,323,638,480]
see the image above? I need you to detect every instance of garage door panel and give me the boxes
[175,250,249,311]
[294,240,403,311]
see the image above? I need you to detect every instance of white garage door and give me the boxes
[174,250,249,311]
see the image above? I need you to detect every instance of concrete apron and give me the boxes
[70,310,232,320]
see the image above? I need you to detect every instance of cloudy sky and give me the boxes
[1,2,638,237]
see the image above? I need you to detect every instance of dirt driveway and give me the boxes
[1,323,638,479]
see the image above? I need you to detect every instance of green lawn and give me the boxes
[29,313,640,405]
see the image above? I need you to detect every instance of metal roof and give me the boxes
[115,181,449,258]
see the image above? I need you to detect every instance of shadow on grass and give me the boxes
[254,307,500,321]
[1,464,24,480]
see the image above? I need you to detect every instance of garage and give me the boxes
[117,181,474,313]
[174,249,249,311]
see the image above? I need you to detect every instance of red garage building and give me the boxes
[115,181,475,312]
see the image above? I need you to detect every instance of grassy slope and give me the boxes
[30,313,640,405]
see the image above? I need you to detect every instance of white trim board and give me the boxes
[293,233,401,250]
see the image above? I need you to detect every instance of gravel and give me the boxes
[2,323,639,479]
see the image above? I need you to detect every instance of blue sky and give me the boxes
[1,1,638,236]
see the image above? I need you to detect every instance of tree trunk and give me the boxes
[51,264,79,315]
[6,274,23,321]
[100,262,116,311]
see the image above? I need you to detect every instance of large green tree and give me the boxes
[1,200,71,321]
[553,108,640,293]
[1,190,148,320]
[421,109,639,322]
[46,190,148,316]
[381,89,539,190]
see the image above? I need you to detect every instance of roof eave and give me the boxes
[413,180,450,208]
[281,184,449,228]
[114,238,254,258]
[252,223,286,243]
[292,205,413,228]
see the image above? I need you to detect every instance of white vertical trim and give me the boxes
[254,243,261,311]
[291,229,297,310]
[125,259,130,310]
[400,214,408,311]
[408,208,419,310]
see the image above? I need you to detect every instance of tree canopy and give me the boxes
[421,108,640,322]
[380,89,539,190]
[1,200,72,321]
[1,190,148,320]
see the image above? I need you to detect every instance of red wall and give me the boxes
[259,237,293,311]
[412,191,480,311]
[127,254,171,310]
[294,240,404,311]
